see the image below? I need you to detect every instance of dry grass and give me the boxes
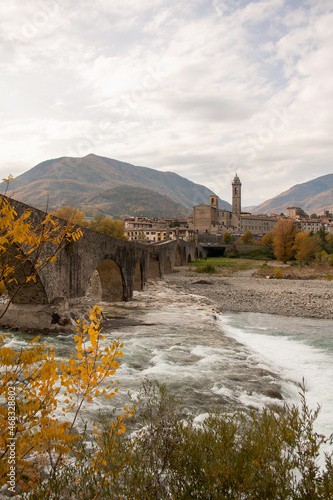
[255,263,333,280]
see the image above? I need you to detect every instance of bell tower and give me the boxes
[209,195,218,208]
[232,174,241,215]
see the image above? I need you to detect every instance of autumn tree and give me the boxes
[272,219,297,263]
[262,233,273,247]
[53,206,87,226]
[89,215,127,241]
[295,236,321,264]
[292,231,308,255]
[240,230,254,245]
[0,306,128,493]
[315,227,333,254]
[0,188,130,493]
[222,231,232,244]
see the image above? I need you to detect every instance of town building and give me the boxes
[296,219,323,233]
[124,216,194,242]
[286,207,304,218]
[124,177,333,241]
[190,174,280,236]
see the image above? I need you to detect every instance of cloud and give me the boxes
[0,0,333,206]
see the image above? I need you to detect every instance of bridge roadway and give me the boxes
[0,197,204,331]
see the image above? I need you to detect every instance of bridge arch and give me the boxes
[147,254,161,280]
[93,258,125,301]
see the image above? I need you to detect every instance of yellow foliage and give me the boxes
[0,306,124,491]
[262,233,273,246]
[272,219,296,263]
[240,230,254,245]
[53,206,86,226]
[274,267,283,279]
[89,214,128,240]
[0,184,129,493]
[295,236,321,264]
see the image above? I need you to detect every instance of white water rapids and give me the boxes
[2,282,333,443]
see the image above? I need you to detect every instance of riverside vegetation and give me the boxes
[193,219,333,279]
[1,192,333,498]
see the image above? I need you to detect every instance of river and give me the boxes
[2,282,333,442]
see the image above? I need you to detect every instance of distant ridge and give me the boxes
[85,185,190,218]
[1,154,232,216]
[251,174,333,215]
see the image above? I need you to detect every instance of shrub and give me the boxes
[226,247,274,260]
[274,267,283,279]
[195,262,216,274]
[0,306,127,493]
[316,249,329,266]
[34,380,333,499]
[0,281,6,296]
[225,250,239,258]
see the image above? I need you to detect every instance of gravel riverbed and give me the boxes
[163,268,333,320]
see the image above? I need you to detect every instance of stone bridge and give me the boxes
[1,197,204,330]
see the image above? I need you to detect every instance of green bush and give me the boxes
[226,247,274,260]
[225,250,239,258]
[33,380,333,499]
[195,262,216,274]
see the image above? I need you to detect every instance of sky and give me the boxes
[1,0,332,207]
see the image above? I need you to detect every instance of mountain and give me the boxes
[250,174,333,215]
[84,186,190,218]
[1,154,232,215]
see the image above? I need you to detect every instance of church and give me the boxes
[189,175,280,236]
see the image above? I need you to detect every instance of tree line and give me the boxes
[222,220,333,265]
[53,206,127,241]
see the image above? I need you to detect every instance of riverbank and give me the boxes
[163,267,333,320]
